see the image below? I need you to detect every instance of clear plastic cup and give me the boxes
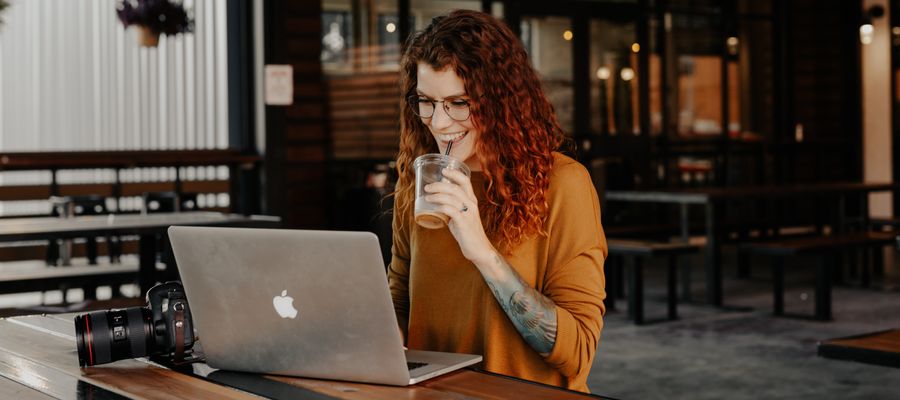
[413,153,471,229]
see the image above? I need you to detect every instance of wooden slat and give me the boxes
[327,71,401,162]
[330,96,400,109]
[0,181,230,202]
[331,105,399,120]
[181,180,229,194]
[58,183,114,197]
[0,150,259,171]
[0,186,51,201]
[119,182,176,197]
[329,87,401,101]
[331,119,398,131]
[0,239,140,262]
[0,263,138,282]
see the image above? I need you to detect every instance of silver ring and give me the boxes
[460,205,469,213]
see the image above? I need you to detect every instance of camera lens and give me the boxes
[75,307,154,367]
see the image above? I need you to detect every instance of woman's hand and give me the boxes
[424,168,494,263]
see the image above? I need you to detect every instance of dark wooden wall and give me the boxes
[785,0,863,183]
[263,0,330,229]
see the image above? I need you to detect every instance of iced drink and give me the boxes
[413,153,471,229]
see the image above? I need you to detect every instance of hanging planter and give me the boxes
[138,25,160,47]
[116,0,192,48]
[0,0,9,25]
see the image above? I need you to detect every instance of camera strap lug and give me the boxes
[174,304,186,362]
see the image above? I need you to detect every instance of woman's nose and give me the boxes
[429,104,454,130]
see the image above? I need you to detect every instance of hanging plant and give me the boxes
[116,0,193,47]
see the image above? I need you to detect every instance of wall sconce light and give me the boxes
[726,36,739,56]
[860,5,885,45]
[596,67,610,80]
[620,67,635,82]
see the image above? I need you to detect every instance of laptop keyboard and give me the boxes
[407,361,428,370]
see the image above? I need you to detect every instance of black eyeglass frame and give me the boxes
[407,95,474,122]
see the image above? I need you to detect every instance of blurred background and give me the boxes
[1,1,899,398]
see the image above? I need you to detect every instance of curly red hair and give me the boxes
[395,10,566,250]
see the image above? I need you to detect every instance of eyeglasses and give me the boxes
[408,96,472,121]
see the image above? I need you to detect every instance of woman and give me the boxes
[388,10,607,392]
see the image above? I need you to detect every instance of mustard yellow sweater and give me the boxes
[388,152,607,392]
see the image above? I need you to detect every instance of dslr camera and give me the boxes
[75,281,196,367]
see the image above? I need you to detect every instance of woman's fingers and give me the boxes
[441,168,476,198]
[425,193,470,211]
[425,180,470,203]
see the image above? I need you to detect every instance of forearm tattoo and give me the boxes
[485,252,558,356]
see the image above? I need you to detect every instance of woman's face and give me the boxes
[415,62,481,171]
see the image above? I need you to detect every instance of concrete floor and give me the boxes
[588,251,900,400]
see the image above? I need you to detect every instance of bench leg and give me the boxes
[815,254,833,320]
[772,256,784,316]
[603,256,618,311]
[680,260,692,302]
[737,247,751,279]
[667,255,678,320]
[628,257,644,324]
[860,246,871,288]
[831,251,845,285]
[872,245,884,280]
[614,256,625,300]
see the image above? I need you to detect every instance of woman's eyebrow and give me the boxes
[415,90,467,98]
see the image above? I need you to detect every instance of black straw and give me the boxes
[445,140,453,155]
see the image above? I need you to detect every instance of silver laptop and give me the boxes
[167,226,482,386]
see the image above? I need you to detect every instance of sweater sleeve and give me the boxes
[387,205,412,321]
[541,158,607,379]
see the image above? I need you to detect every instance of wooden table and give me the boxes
[605,181,900,307]
[0,212,281,294]
[818,329,900,368]
[0,314,610,399]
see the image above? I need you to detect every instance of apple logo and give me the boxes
[273,290,298,319]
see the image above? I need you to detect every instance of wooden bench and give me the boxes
[741,231,898,320]
[0,261,139,304]
[607,239,702,324]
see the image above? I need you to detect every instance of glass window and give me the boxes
[523,16,574,134]
[735,18,773,142]
[322,0,400,74]
[589,19,640,136]
[411,0,483,30]
[668,12,725,137]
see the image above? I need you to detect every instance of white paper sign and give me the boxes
[265,64,294,106]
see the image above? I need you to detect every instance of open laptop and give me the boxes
[167,226,482,386]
